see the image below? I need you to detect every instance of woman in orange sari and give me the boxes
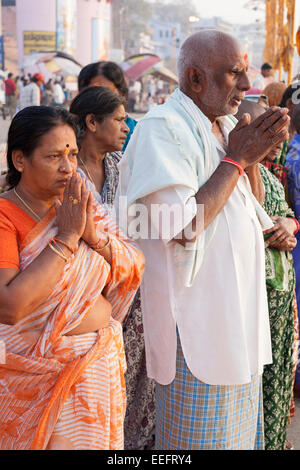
[0,106,144,450]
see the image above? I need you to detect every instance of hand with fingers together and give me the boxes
[80,187,109,249]
[53,173,90,251]
[54,173,110,256]
[228,106,290,170]
[263,216,298,251]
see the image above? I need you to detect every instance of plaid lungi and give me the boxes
[156,339,264,450]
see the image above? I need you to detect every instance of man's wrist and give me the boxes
[221,157,244,175]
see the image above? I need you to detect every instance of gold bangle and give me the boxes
[50,238,70,259]
[48,241,68,262]
[54,241,69,259]
[53,237,76,254]
[92,236,111,253]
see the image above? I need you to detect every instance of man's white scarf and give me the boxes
[117,88,273,287]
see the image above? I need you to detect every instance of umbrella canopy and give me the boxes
[121,53,178,84]
[122,54,162,80]
[151,65,178,84]
[21,51,82,81]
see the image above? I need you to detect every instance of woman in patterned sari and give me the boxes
[0,106,144,450]
[239,100,298,450]
[70,86,156,450]
[259,156,298,450]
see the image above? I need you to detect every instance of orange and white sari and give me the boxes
[0,201,144,450]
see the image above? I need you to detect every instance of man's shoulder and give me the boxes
[143,98,183,121]
[140,98,196,136]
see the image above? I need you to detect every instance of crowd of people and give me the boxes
[3,72,67,118]
[0,29,300,451]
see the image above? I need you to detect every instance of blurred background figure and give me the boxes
[42,79,54,106]
[253,62,274,89]
[4,73,16,119]
[128,80,141,113]
[53,78,65,107]
[19,73,45,110]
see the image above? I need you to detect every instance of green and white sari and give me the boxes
[260,163,296,450]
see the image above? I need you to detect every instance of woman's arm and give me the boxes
[0,174,89,325]
[0,233,77,325]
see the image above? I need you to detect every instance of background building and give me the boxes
[15,0,113,69]
[1,0,17,73]
[150,21,181,61]
[233,21,265,70]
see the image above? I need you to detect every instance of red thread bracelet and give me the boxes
[221,157,244,175]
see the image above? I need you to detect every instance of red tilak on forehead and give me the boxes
[244,53,249,67]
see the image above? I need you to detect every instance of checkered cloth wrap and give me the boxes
[155,339,265,450]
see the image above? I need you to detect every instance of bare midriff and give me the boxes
[66,294,112,336]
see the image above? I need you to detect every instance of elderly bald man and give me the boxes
[116,30,290,450]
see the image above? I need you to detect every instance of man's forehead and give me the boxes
[210,46,247,68]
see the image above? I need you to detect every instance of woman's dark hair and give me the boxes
[279,81,300,107]
[6,106,77,188]
[70,86,125,143]
[292,103,300,134]
[78,61,129,99]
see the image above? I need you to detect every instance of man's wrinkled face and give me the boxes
[200,43,251,118]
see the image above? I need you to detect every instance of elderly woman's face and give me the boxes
[200,42,250,118]
[93,105,129,152]
[20,124,78,199]
[89,74,120,95]
[265,142,283,162]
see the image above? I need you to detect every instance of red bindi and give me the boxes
[66,144,70,148]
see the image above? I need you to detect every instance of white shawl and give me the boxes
[117,88,273,287]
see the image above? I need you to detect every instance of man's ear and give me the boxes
[12,149,25,173]
[185,66,204,93]
[85,113,97,133]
